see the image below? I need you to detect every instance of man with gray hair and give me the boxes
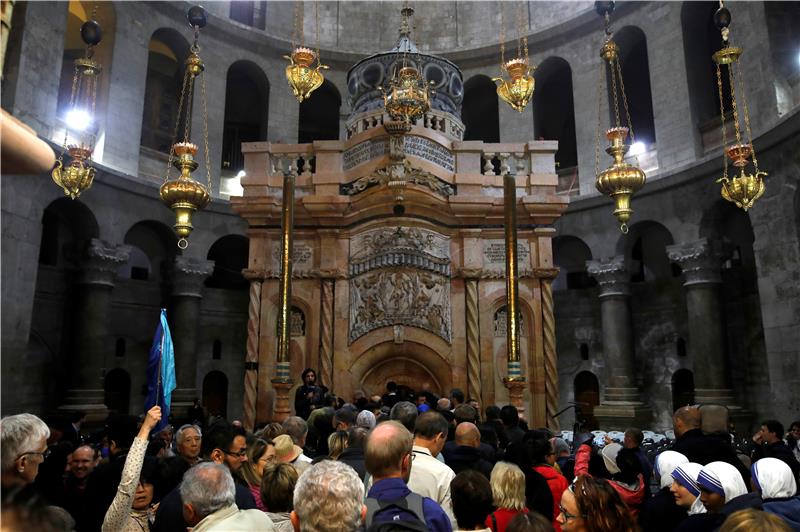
[282,416,312,463]
[0,413,50,490]
[180,462,274,531]
[175,423,202,465]
[390,400,419,432]
[291,459,365,532]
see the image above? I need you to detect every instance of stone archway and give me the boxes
[349,337,453,398]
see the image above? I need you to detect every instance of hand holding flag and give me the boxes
[145,309,176,433]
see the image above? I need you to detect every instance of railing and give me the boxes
[345,108,465,141]
[480,151,530,176]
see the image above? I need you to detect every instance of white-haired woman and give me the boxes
[0,413,50,490]
[486,461,529,532]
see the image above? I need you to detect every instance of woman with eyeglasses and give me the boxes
[238,438,276,511]
[0,413,51,491]
[101,405,162,532]
[556,476,638,532]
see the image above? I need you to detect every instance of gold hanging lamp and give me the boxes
[493,1,535,113]
[712,2,765,211]
[159,6,212,249]
[285,1,328,102]
[380,3,433,124]
[51,10,103,199]
[593,1,645,234]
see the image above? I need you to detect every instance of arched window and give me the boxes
[672,369,695,412]
[104,368,131,414]
[212,339,222,360]
[298,80,341,143]
[206,235,249,290]
[115,338,126,358]
[140,29,190,153]
[123,221,177,283]
[681,2,732,134]
[202,371,229,418]
[700,200,758,281]
[229,1,266,29]
[619,221,676,282]
[534,57,577,171]
[461,75,499,142]
[221,61,269,175]
[611,27,656,145]
[579,343,589,361]
[574,371,599,430]
[38,198,100,268]
[676,337,687,358]
[553,236,595,291]
[764,3,800,114]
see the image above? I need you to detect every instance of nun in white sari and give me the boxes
[752,457,800,531]
[671,462,707,515]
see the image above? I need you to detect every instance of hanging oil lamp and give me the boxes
[712,2,766,211]
[159,6,212,249]
[493,2,535,113]
[285,1,328,102]
[51,14,103,199]
[380,4,433,123]
[593,1,645,233]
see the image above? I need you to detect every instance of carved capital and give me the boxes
[243,269,268,281]
[666,238,726,286]
[172,257,215,297]
[586,256,630,298]
[534,267,560,280]
[79,239,131,287]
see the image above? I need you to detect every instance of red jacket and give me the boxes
[533,465,568,532]
[486,507,527,532]
[574,444,645,517]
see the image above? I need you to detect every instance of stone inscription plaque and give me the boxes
[404,136,455,172]
[342,139,389,170]
[271,242,314,273]
[483,240,531,269]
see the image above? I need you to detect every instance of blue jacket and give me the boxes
[367,477,453,532]
[764,496,800,531]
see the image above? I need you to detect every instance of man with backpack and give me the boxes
[363,420,453,531]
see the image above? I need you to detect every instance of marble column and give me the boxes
[60,239,131,419]
[666,239,750,426]
[464,276,482,409]
[242,272,264,432]
[170,256,214,419]
[319,277,335,391]
[586,256,651,429]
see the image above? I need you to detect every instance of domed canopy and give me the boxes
[346,6,464,118]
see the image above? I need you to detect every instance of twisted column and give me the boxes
[319,278,335,390]
[465,277,482,408]
[242,277,262,432]
[541,277,559,431]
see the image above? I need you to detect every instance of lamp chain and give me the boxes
[735,58,758,171]
[201,70,211,191]
[609,56,621,129]
[615,58,635,144]
[315,0,321,66]
[182,71,195,144]
[715,63,728,180]
[595,44,604,178]
[165,62,191,183]
[727,61,742,148]
[499,1,505,71]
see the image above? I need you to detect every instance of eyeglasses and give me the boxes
[18,449,51,460]
[558,503,585,521]
[222,449,247,458]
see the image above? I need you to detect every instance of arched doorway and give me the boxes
[202,371,228,419]
[672,369,695,412]
[574,371,600,430]
[104,368,131,414]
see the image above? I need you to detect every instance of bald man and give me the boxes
[441,422,494,479]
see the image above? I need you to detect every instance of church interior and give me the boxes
[1,0,798,435]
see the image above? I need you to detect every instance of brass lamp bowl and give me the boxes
[285,47,326,103]
[504,58,530,80]
[160,142,211,248]
[718,142,765,211]
[493,58,535,113]
[52,145,96,199]
[595,127,646,232]
[291,47,317,67]
[725,143,753,167]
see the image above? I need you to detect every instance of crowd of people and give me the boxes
[1,369,798,531]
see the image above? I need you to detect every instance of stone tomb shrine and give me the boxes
[232,114,568,426]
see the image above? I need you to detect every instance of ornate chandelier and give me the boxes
[493,2,535,113]
[159,6,212,249]
[380,4,433,123]
[51,12,103,199]
[712,2,766,211]
[285,1,327,102]
[593,1,646,234]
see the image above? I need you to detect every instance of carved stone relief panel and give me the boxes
[270,242,314,275]
[349,226,452,344]
[290,307,305,337]
[493,306,527,337]
[482,239,532,275]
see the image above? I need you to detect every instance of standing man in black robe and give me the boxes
[295,368,328,419]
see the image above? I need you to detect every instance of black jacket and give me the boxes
[441,444,494,479]
[338,446,367,479]
[671,429,751,486]
[638,486,688,532]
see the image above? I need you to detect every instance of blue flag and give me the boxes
[145,308,176,432]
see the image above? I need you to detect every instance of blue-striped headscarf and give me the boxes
[696,461,747,502]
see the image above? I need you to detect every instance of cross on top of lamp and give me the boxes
[593,1,646,234]
[159,5,212,250]
[285,1,328,102]
[379,3,434,124]
[493,1,535,113]
[51,12,103,199]
[712,2,766,211]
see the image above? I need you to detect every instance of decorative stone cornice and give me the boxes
[533,267,560,280]
[172,257,215,297]
[78,239,131,287]
[586,256,630,298]
[666,238,726,286]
